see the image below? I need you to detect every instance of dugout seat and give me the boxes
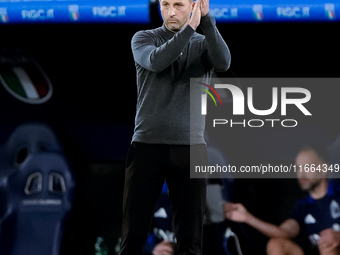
[0,122,63,179]
[0,152,75,255]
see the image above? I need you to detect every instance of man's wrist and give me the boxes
[188,22,197,30]
[202,11,209,18]
[199,12,216,29]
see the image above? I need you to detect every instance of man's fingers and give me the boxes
[224,202,235,210]
[191,0,199,16]
[153,249,172,255]
[226,210,236,219]
[319,232,340,254]
[225,202,240,212]
[188,0,201,29]
[194,0,201,11]
[153,242,173,255]
[200,0,209,16]
[320,228,333,236]
[159,241,173,250]
[319,241,338,254]
[193,0,201,18]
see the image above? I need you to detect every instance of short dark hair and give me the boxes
[298,144,329,164]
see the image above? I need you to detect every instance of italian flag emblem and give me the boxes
[325,4,336,20]
[71,12,79,21]
[326,10,335,19]
[255,12,263,20]
[252,5,264,21]
[1,14,8,23]
[0,61,53,104]
[68,5,80,21]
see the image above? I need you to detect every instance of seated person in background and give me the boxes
[204,133,234,255]
[225,144,340,255]
[143,180,230,255]
[143,182,176,255]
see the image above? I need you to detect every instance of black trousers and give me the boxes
[119,142,207,255]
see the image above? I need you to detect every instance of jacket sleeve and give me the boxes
[131,25,195,73]
[200,13,231,72]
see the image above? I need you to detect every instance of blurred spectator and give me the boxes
[143,181,230,255]
[203,131,234,255]
[142,182,176,255]
[225,144,340,255]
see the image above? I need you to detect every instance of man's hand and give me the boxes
[224,202,250,223]
[200,0,209,17]
[188,0,201,30]
[319,228,340,255]
[152,240,174,255]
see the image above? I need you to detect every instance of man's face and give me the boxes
[160,0,193,31]
[295,150,326,192]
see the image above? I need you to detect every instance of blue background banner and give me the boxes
[0,0,338,24]
[209,1,339,22]
[0,0,151,24]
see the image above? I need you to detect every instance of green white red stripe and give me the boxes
[1,15,8,23]
[0,63,52,104]
[12,67,40,99]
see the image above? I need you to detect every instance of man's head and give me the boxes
[160,0,194,32]
[295,144,329,193]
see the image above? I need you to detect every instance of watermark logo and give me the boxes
[197,82,222,115]
[195,79,313,128]
[201,84,311,116]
